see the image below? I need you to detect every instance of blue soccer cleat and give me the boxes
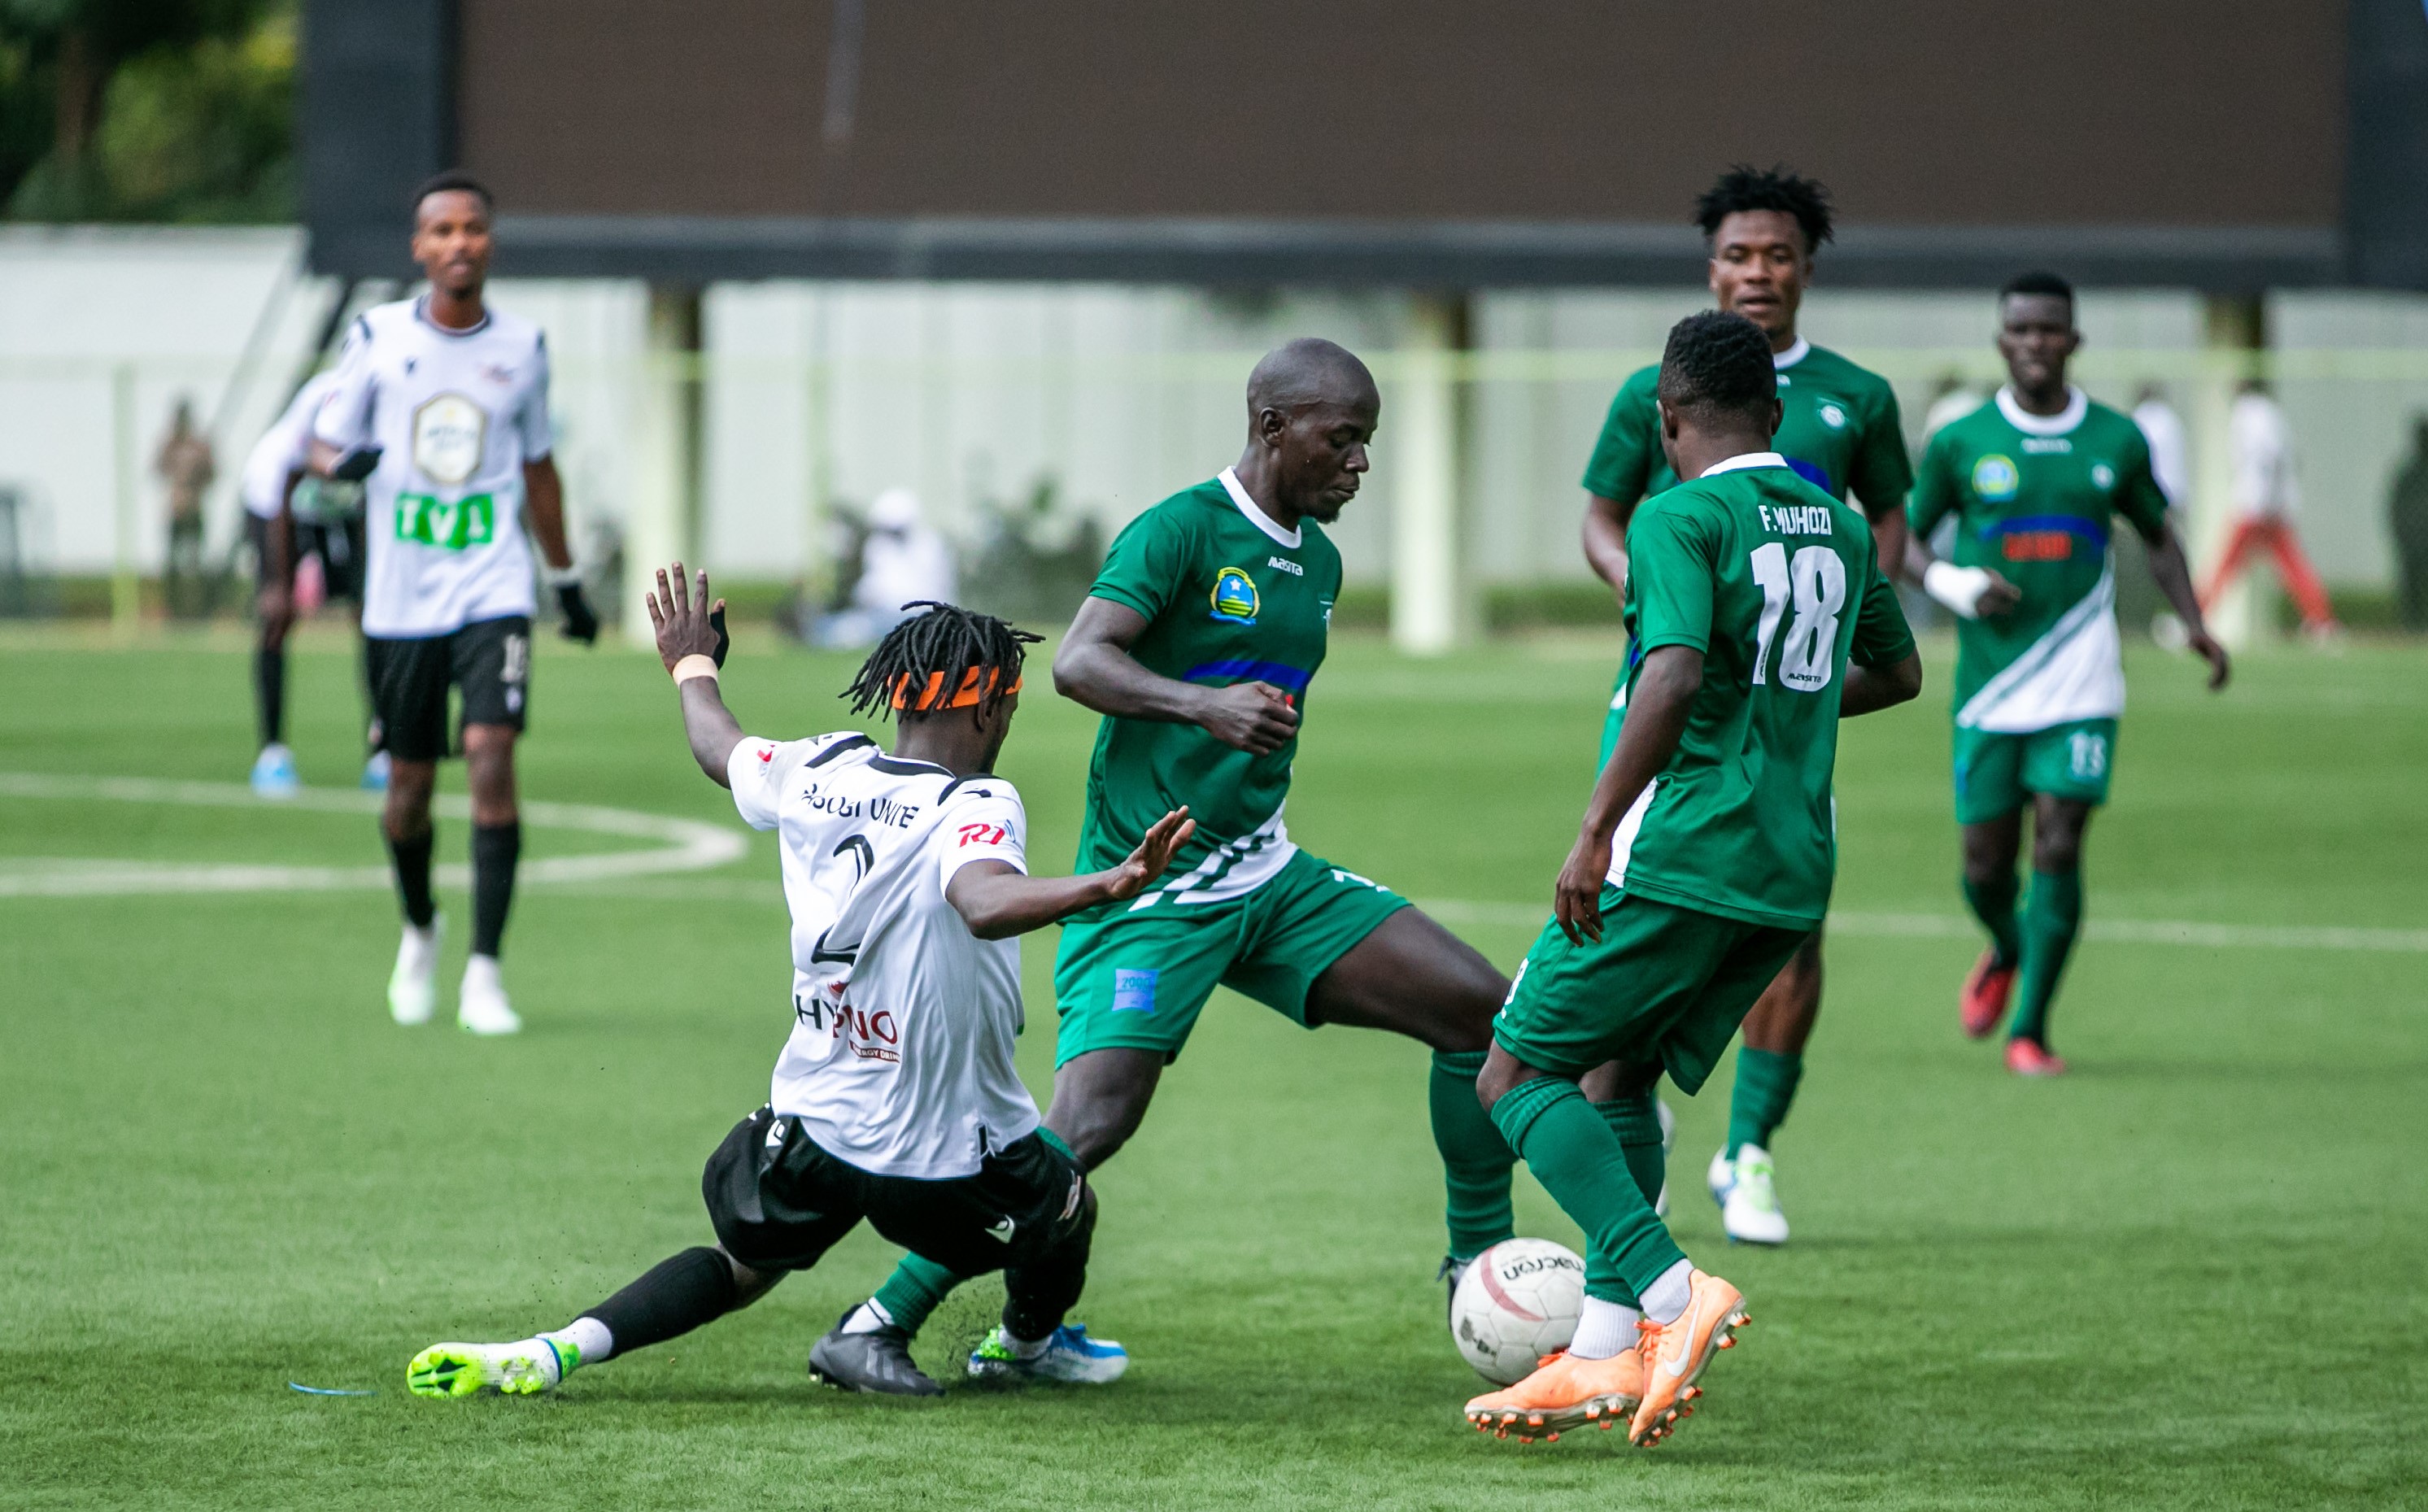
[251,743,300,798]
[360,751,391,792]
[966,1322,1127,1384]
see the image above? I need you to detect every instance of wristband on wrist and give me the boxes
[1922,560,1991,619]
[671,654,720,684]
[545,564,584,589]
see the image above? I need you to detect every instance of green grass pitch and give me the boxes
[2,626,2422,1510]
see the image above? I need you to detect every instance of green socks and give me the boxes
[2008,866,2082,1047]
[1489,1075,1683,1306]
[870,1253,962,1338]
[1726,1046,1802,1160]
[1431,1049,1518,1259]
[1596,1094,1667,1208]
[1963,869,2024,969]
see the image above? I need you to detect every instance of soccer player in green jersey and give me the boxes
[1579,166,1912,1245]
[1907,272,2230,1075]
[839,339,1523,1392]
[1465,312,1921,1447]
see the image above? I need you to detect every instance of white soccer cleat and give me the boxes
[1720,1144,1789,1246]
[408,1339,564,1397]
[389,917,442,1025]
[1706,1146,1736,1208]
[1654,1099,1676,1217]
[456,953,521,1036]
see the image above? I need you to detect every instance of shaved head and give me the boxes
[1246,338,1378,419]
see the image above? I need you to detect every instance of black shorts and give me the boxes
[364,615,530,761]
[702,1105,1095,1291]
[246,512,366,602]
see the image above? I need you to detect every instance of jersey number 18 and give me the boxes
[1749,542,1847,693]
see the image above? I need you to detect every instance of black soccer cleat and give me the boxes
[808,1309,944,1397]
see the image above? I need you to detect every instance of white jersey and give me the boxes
[728,731,1039,1180]
[238,376,336,520]
[2228,390,2300,520]
[313,297,554,638]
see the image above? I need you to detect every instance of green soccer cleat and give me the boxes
[966,1323,1128,1384]
[407,1339,569,1398]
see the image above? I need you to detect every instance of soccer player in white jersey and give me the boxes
[310,172,600,1035]
[407,572,1192,1401]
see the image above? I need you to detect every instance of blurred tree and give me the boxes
[1,0,291,221]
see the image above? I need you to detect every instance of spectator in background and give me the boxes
[2199,378,2341,639]
[2391,414,2428,631]
[2131,382,2189,514]
[155,398,216,619]
[1921,370,1986,440]
[811,486,958,647]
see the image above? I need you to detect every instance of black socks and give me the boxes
[387,830,436,928]
[254,646,285,748]
[582,1247,741,1356]
[471,821,521,957]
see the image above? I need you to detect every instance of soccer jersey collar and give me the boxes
[1772,338,1811,370]
[1218,466,1302,548]
[1995,385,2088,437]
[1698,451,1790,477]
[412,294,492,339]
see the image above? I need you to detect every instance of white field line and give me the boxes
[0,772,745,896]
[3,773,2419,956]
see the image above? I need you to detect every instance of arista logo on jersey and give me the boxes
[1210,566,1259,624]
[794,988,903,1063]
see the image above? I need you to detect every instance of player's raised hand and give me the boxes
[1197,682,1300,754]
[1102,807,1197,902]
[645,560,728,674]
[1553,830,1613,945]
[2186,628,2231,691]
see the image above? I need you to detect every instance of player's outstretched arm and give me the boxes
[1054,597,1299,754]
[2142,524,2231,691]
[646,562,742,787]
[1555,647,1702,945]
[947,808,1197,939]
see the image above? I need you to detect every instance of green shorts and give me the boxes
[1053,848,1410,1066]
[1492,888,1810,1096]
[1952,717,2117,824]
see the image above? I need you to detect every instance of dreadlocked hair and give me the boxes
[841,602,1042,722]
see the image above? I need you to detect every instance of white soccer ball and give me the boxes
[1449,1237,1585,1384]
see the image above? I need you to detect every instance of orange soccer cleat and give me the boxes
[1960,949,2016,1039]
[2005,1037,2068,1077]
[1463,1348,1646,1443]
[1628,1270,1749,1447]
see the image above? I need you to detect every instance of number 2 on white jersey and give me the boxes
[1749,542,1848,692]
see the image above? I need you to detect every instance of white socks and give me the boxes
[539,1317,614,1375]
[1567,1296,1641,1360]
[839,1300,893,1336]
[1640,1259,1694,1325]
[1000,1328,1051,1360]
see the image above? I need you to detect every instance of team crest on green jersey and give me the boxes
[1972,454,2020,503]
[1818,403,1847,429]
[2091,463,2116,490]
[1210,566,1259,624]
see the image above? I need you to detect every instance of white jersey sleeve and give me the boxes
[936,785,1028,887]
[515,333,555,461]
[727,732,869,830]
[238,376,333,519]
[312,322,377,452]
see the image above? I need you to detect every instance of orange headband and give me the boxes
[888,666,1022,712]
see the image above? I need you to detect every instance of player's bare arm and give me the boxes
[1056,597,1299,755]
[1841,649,1925,717]
[1581,492,1633,603]
[647,564,742,784]
[1555,645,1702,945]
[2142,525,2231,690]
[523,456,599,643]
[945,808,1197,940]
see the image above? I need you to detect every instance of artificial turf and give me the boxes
[1,625,2421,1510]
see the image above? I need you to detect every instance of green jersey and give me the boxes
[1908,388,2169,732]
[1611,454,1916,930]
[1076,468,1341,899]
[1582,339,1913,511]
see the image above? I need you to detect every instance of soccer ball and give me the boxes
[1449,1237,1585,1384]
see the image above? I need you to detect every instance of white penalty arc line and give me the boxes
[0,772,747,897]
[1414,900,2428,956]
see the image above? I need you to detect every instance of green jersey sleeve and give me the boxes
[1847,381,1916,516]
[2112,430,2171,546]
[1624,501,1717,654]
[1088,503,1194,621]
[1581,367,1661,503]
[1847,546,1917,669]
[1907,428,1960,538]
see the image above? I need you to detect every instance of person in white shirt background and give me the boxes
[309,171,601,1036]
[2198,378,2340,638]
[813,486,960,647]
[2130,382,2189,516]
